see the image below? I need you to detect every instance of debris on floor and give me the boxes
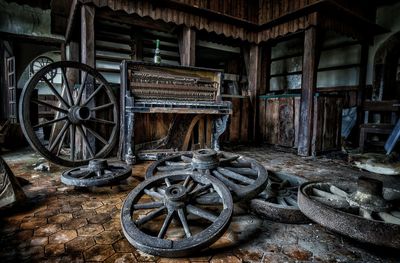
[350,152,400,175]
[0,146,399,262]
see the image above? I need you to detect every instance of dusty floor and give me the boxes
[0,145,400,263]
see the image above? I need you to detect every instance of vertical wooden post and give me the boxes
[356,42,369,144]
[179,26,196,66]
[298,26,321,156]
[81,4,95,67]
[80,4,96,158]
[247,44,264,142]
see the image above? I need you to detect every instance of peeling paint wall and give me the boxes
[0,0,62,40]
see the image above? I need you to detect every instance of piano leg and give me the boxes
[125,112,136,165]
[212,115,229,151]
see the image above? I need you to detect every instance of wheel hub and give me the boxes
[68,105,91,124]
[165,185,187,202]
[88,159,108,177]
[347,177,391,212]
[267,181,291,197]
[191,149,219,170]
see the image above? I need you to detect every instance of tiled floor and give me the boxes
[0,146,399,262]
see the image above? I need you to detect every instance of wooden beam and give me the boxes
[65,0,79,43]
[81,4,95,67]
[81,4,96,159]
[247,44,264,142]
[298,26,322,156]
[356,42,369,144]
[178,27,196,66]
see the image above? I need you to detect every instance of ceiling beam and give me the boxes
[65,0,80,43]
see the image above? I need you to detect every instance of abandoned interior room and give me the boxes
[1,0,400,262]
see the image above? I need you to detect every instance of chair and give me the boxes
[359,100,400,152]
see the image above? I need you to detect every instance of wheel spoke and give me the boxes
[391,210,400,218]
[164,178,171,187]
[90,102,114,111]
[76,125,94,158]
[165,161,189,166]
[61,67,74,106]
[216,167,255,185]
[211,171,240,191]
[70,124,76,161]
[220,156,240,163]
[136,206,166,226]
[223,167,258,177]
[312,188,346,201]
[186,205,217,222]
[189,184,212,197]
[157,211,174,238]
[32,99,68,114]
[89,117,116,125]
[76,71,88,105]
[378,212,400,225]
[284,196,298,207]
[277,197,288,206]
[41,76,70,108]
[81,83,104,107]
[82,124,108,145]
[49,121,70,152]
[360,208,373,220]
[56,126,68,156]
[33,116,68,129]
[310,196,349,209]
[178,209,192,238]
[181,155,192,162]
[133,201,164,210]
[183,175,191,187]
[144,189,164,200]
[329,185,348,198]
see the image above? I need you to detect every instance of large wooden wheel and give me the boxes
[19,61,119,167]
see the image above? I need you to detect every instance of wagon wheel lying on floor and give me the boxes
[61,159,131,187]
[250,171,308,223]
[121,173,233,257]
[19,61,119,167]
[145,149,268,202]
[298,177,400,249]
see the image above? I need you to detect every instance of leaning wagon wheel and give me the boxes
[146,149,268,202]
[19,61,119,167]
[121,173,233,257]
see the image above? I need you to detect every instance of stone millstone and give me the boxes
[0,156,26,208]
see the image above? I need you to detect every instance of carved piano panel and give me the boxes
[119,61,232,164]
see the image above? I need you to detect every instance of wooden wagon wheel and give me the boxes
[121,173,233,257]
[19,61,119,167]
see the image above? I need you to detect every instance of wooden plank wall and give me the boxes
[259,96,342,154]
